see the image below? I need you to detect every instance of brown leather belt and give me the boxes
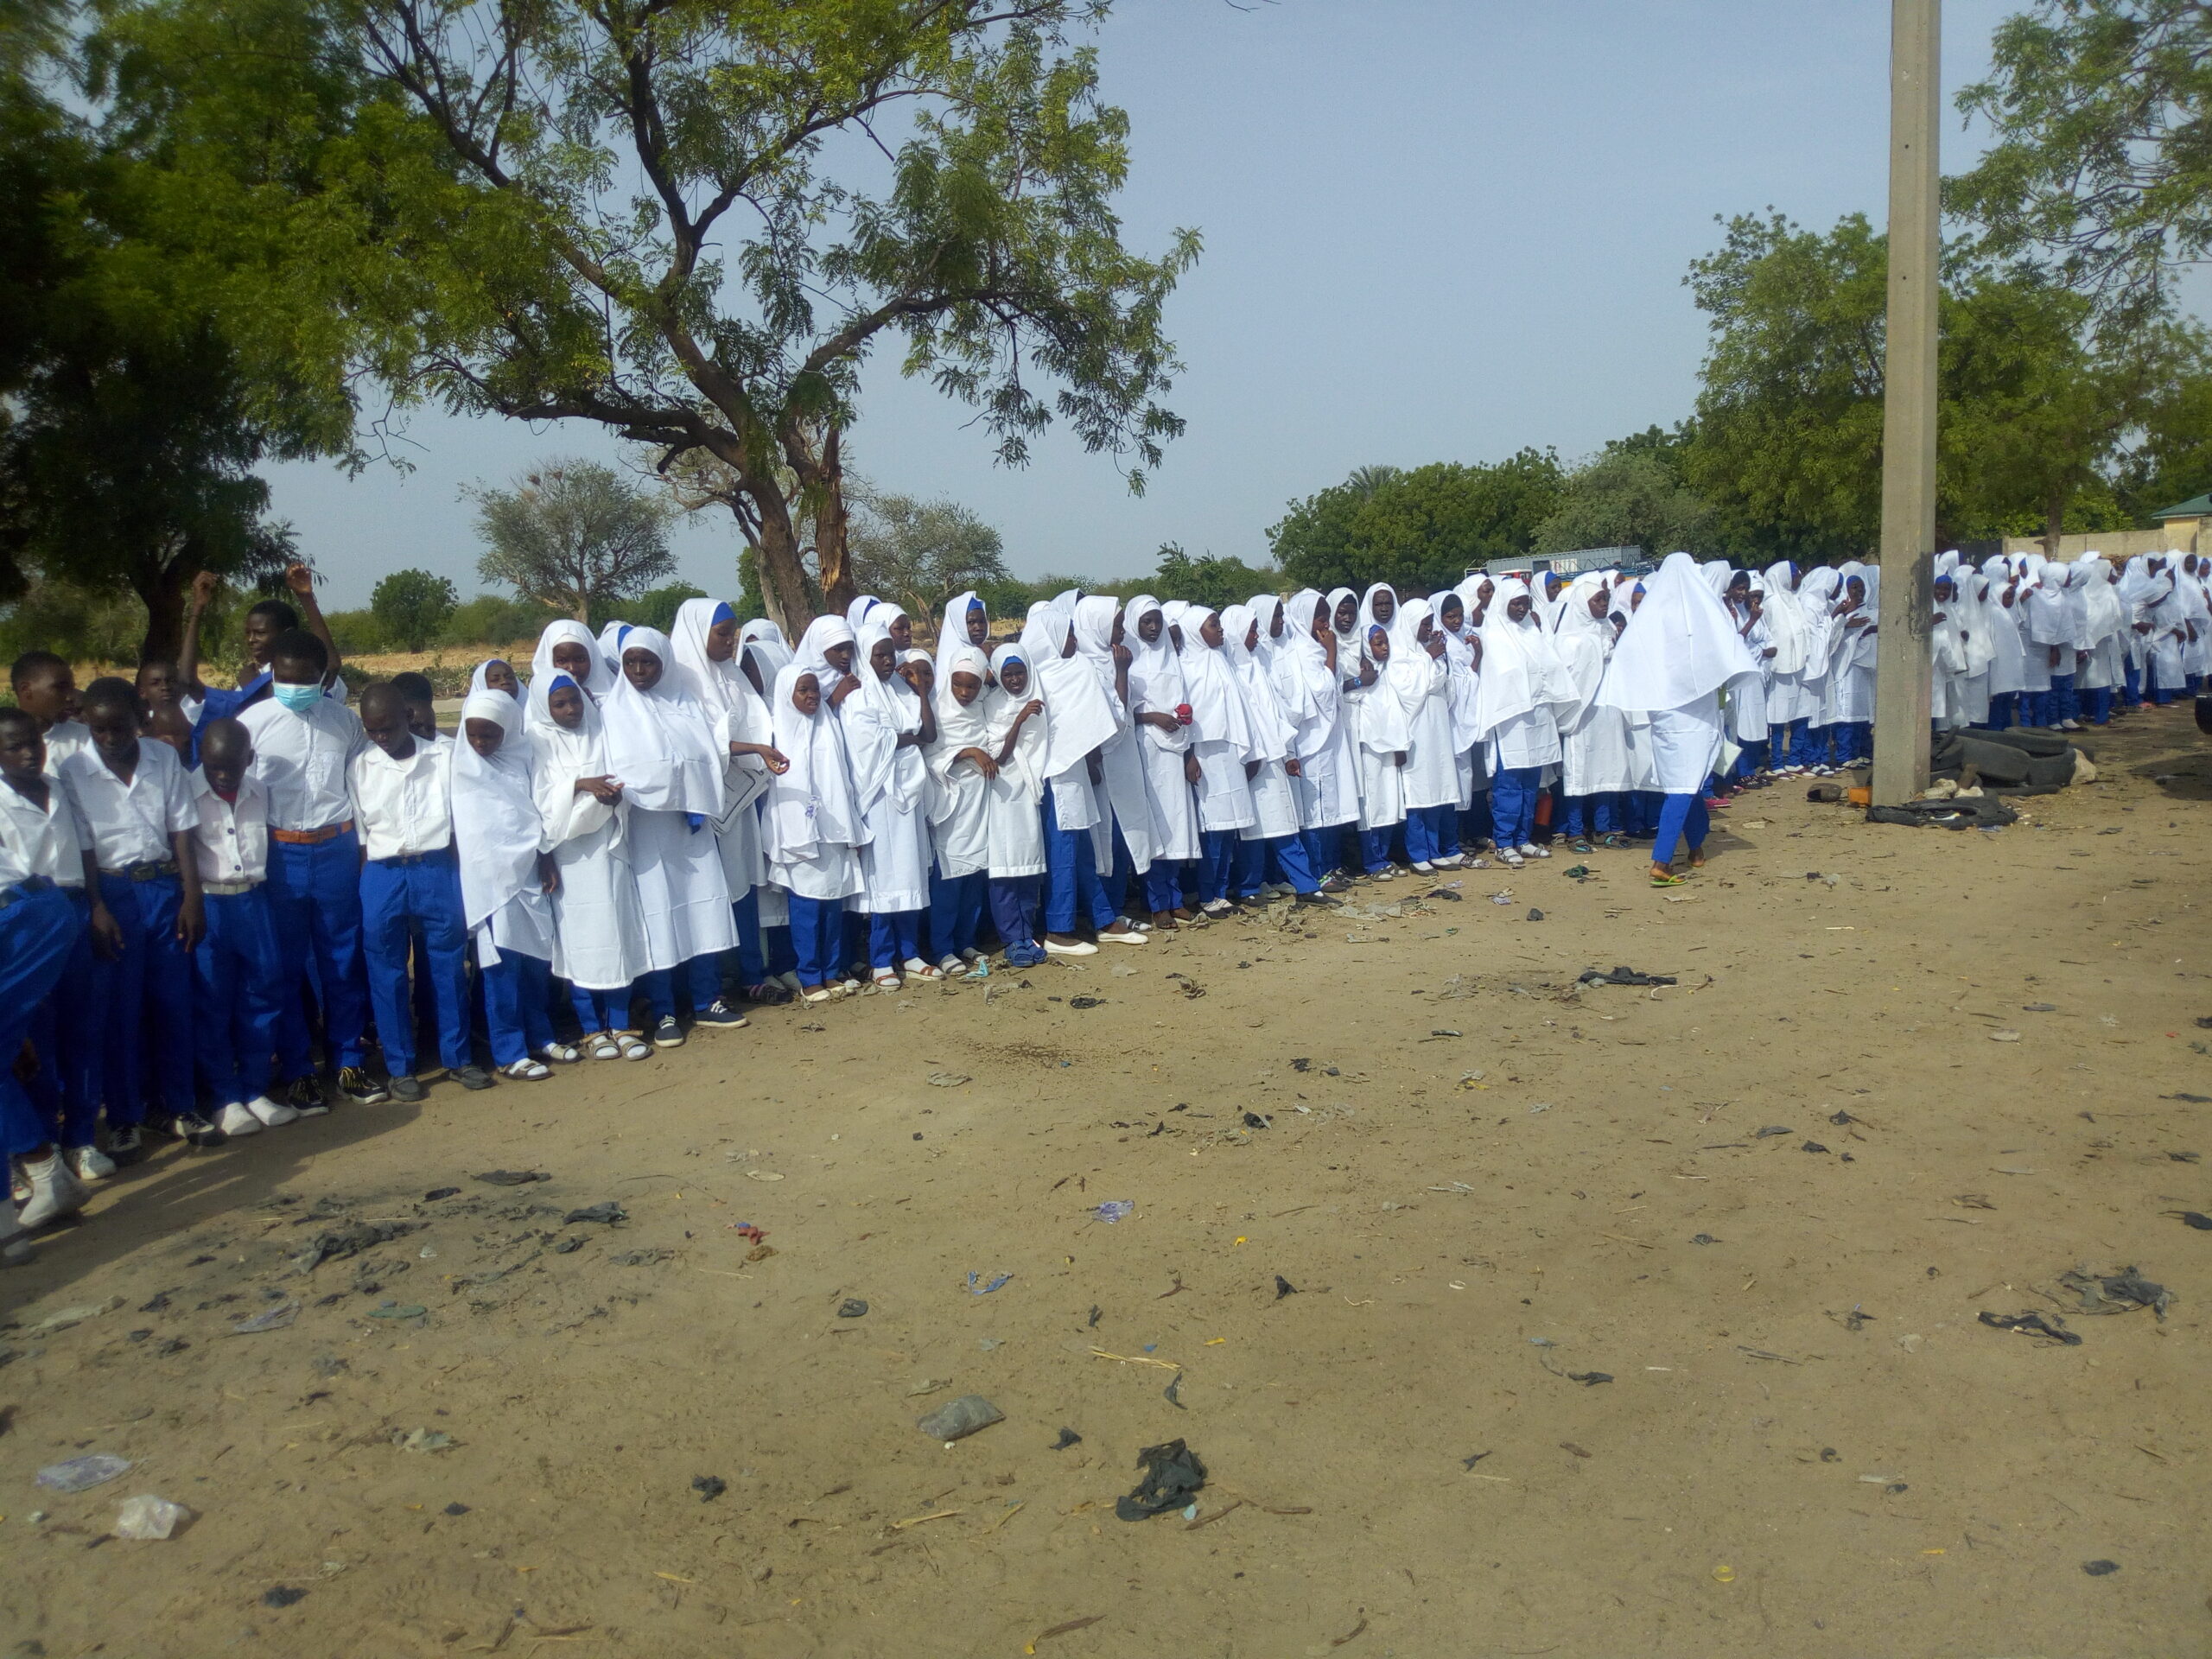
[270,820,353,846]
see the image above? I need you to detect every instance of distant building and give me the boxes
[2153,493,2210,553]
[1478,546,1643,580]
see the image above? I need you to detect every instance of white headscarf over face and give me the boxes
[846,594,881,631]
[1220,603,1294,760]
[926,644,994,793]
[1122,594,1190,749]
[451,688,545,935]
[793,614,859,686]
[763,662,866,861]
[596,621,633,675]
[1758,560,1809,676]
[1382,596,1443,712]
[670,597,773,741]
[1325,587,1359,658]
[530,620,615,705]
[1274,588,1333,729]
[934,590,989,688]
[1355,584,1401,664]
[599,626,728,817]
[470,658,524,702]
[1020,601,1121,775]
[1597,551,1762,713]
[525,671,618,842]
[983,643,1046,795]
[1175,606,1258,758]
[842,616,927,816]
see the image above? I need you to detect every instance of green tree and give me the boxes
[470,461,677,626]
[847,484,1011,624]
[1151,543,1277,611]
[1533,446,1716,557]
[607,582,710,637]
[370,567,457,651]
[1268,452,1564,593]
[97,0,1199,630]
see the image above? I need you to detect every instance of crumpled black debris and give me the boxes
[423,1187,461,1202]
[1274,1275,1299,1299]
[563,1202,626,1225]
[475,1170,550,1186]
[263,1586,307,1609]
[2083,1559,2120,1576]
[1690,1234,1719,1245]
[1052,1427,1083,1450]
[691,1475,727,1503]
[836,1299,868,1319]
[1978,1309,2082,1346]
[294,1218,418,1271]
[1426,886,1464,901]
[1289,1058,1312,1072]
[1755,1125,1792,1139]
[443,1502,469,1516]
[554,1236,585,1253]
[1241,1112,1269,1129]
[2059,1266,2171,1319]
[1115,1439,1207,1521]
[1069,995,1103,1010]
[1802,1141,1829,1154]
[2170,1211,2212,1231]
[1526,908,1544,922]
[1577,966,1677,988]
[1567,1371,1613,1386]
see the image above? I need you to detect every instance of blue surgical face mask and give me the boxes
[272,681,322,715]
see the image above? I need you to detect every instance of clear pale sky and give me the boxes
[273,0,2031,607]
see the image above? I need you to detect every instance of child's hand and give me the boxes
[90,903,124,960]
[175,895,205,952]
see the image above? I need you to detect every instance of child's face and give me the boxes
[1367,626,1390,664]
[706,616,738,662]
[1243,621,1261,652]
[898,659,933,696]
[824,641,855,675]
[464,717,505,758]
[14,666,76,727]
[1507,595,1531,623]
[136,662,177,709]
[1199,614,1224,649]
[870,639,896,679]
[1137,609,1163,644]
[963,603,988,645]
[202,744,251,796]
[0,722,44,780]
[362,702,414,758]
[1440,599,1465,632]
[1000,660,1030,697]
[791,673,822,716]
[271,652,321,690]
[622,648,663,690]
[86,701,140,762]
[888,613,914,650]
[242,610,282,666]
[147,705,192,756]
[950,671,982,707]
[1371,589,1395,623]
[1333,595,1357,632]
[549,685,585,730]
[483,660,520,699]
[551,641,594,681]
[404,697,437,739]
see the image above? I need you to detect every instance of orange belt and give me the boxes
[270,819,353,846]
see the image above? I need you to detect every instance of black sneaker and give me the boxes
[454,1065,496,1091]
[652,1016,685,1048]
[693,999,748,1029]
[337,1065,387,1106]
[386,1075,427,1103]
[285,1074,327,1115]
[1294,890,1342,907]
[1319,874,1355,894]
[106,1123,146,1165]
[167,1112,228,1148]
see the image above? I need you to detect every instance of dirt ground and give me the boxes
[5,707,2212,1659]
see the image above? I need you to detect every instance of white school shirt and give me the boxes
[187,769,270,886]
[41,718,92,775]
[0,774,88,887]
[347,734,454,860]
[238,696,365,832]
[56,741,195,872]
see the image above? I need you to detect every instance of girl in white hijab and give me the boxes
[845,613,937,986]
[1277,590,1360,887]
[923,643,995,974]
[1022,602,1146,951]
[595,620,633,677]
[1325,587,1361,667]
[1596,552,1760,885]
[452,689,566,1079]
[933,590,992,690]
[761,662,867,1001]
[1758,563,1815,771]
[527,661,653,1061]
[532,619,615,702]
[1472,578,1574,866]
[1552,574,1634,849]
[1071,594,1160,915]
[1176,606,1260,916]
[980,642,1049,966]
[1384,598,1464,872]
[1792,566,1843,768]
[670,597,789,1008]
[599,626,741,1044]
[470,658,524,703]
[1220,602,1328,900]
[1821,563,1879,760]
[2073,555,2126,723]
[1346,618,1410,876]
[1122,594,1200,925]
[1969,556,2025,728]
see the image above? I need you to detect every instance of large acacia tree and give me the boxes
[99,0,1198,627]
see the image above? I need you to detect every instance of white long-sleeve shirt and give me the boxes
[348,735,454,861]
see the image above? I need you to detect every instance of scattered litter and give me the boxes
[35,1454,130,1493]
[473,1170,549,1186]
[967,1273,1013,1296]
[837,1299,869,1319]
[1989,1030,2022,1042]
[114,1494,189,1540]
[1526,908,1545,921]
[1428,1027,1462,1039]
[1567,1371,1613,1386]
[1754,1125,1792,1139]
[1488,891,1515,906]
[1094,1200,1135,1224]
[1274,1275,1299,1299]
[1068,996,1103,1010]
[925,1072,971,1088]
[1116,1439,1206,1521]
[368,1303,427,1320]
[1461,1451,1491,1470]
[2169,1211,2212,1230]
[232,1301,299,1334]
[29,1298,123,1335]
[1560,1441,1592,1459]
[743,1170,784,1182]
[1690,1233,1719,1245]
[1978,1310,2082,1346]
[2083,1559,2121,1577]
[395,1428,454,1453]
[916,1395,1003,1442]
[263,1586,307,1609]
[609,1248,672,1267]
[1241,1112,1269,1129]
[2022,1002,2056,1013]
[443,1503,468,1516]
[563,1202,626,1225]
[1713,1564,1736,1583]
[1052,1427,1083,1450]
[553,1236,585,1254]
[423,1187,461,1202]
[1578,966,1677,988]
[2058,1266,2171,1319]
[1802,1141,1829,1154]
[691,1476,727,1503]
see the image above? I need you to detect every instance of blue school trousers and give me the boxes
[731,887,766,985]
[267,830,368,1077]
[481,948,555,1065]
[1457,796,1493,852]
[93,869,195,1127]
[1976,692,2016,731]
[0,880,80,1159]
[359,847,473,1077]
[929,867,985,961]
[2049,672,2078,725]
[569,983,631,1035]
[988,875,1043,963]
[787,893,844,987]
[1491,766,1543,848]
[643,954,722,1020]
[1403,804,1458,864]
[2122,662,2141,707]
[1835,721,1872,764]
[1560,794,1618,840]
[1198,830,1239,903]
[1732,738,1770,779]
[1653,792,1710,868]
[1141,858,1188,915]
[1044,793,1117,932]
[194,885,283,1109]
[1262,832,1322,895]
[2086,684,2113,723]
[868,909,923,969]
[29,887,99,1148]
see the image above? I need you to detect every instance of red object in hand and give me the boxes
[1175,703,1194,725]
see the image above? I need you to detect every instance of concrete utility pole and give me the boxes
[1872,0,1940,805]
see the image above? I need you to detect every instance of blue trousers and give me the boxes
[569,984,631,1034]
[988,875,1042,963]
[1457,796,1493,851]
[1101,826,1137,918]
[1266,831,1321,894]
[93,871,195,1125]
[194,886,283,1109]
[1403,804,1458,863]
[868,909,923,969]
[29,889,99,1147]
[1141,860,1185,914]
[0,882,81,1158]
[1976,691,2016,731]
[480,949,554,1065]
[1198,830,1238,903]
[2086,685,2113,723]
[360,849,473,1077]
[267,830,368,1076]
[731,887,766,985]
[1357,826,1396,872]
[1231,835,1267,898]
[929,867,986,959]
[2049,672,2078,724]
[1732,738,1769,779]
[1653,792,1710,868]
[1835,721,1872,764]
[787,893,844,987]
[642,953,722,1020]
[1044,793,1116,932]
[2122,663,2141,707]
[1560,794,1618,839]
[1491,766,1542,847]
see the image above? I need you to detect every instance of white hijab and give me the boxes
[1472,578,1575,736]
[925,643,995,805]
[524,670,617,845]
[1220,603,1295,761]
[1598,551,1761,713]
[842,616,927,816]
[599,626,727,817]
[1122,593,1189,750]
[529,620,615,702]
[1176,606,1258,758]
[1020,601,1121,776]
[762,662,866,860]
[934,591,988,688]
[451,689,544,934]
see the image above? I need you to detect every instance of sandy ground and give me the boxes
[5,707,2212,1659]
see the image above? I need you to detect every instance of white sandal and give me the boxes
[588,1034,622,1061]
[618,1033,652,1061]
[499,1058,551,1082]
[537,1043,581,1065]
[871,969,901,990]
[802,986,836,1005]
[906,958,944,981]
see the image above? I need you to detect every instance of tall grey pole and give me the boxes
[1872,0,1939,806]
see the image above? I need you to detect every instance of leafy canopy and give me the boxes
[469,458,677,625]
[1267,452,1564,594]
[370,567,459,650]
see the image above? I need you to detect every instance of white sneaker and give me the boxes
[65,1144,117,1183]
[16,1153,87,1230]
[1521,842,1550,859]
[1043,938,1098,956]
[1433,854,1465,869]
[246,1095,301,1128]
[1410,859,1434,874]
[216,1103,265,1137]
[1499,849,1526,868]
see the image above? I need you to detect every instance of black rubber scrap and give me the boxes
[1274,1275,1299,1300]
[836,1299,868,1319]
[563,1202,626,1225]
[1567,1371,1613,1386]
[2083,1559,2120,1577]
[1978,1309,2082,1346]
[691,1476,727,1503]
[2171,1211,2212,1231]
[474,1170,550,1186]
[1052,1427,1083,1451]
[1115,1439,1206,1521]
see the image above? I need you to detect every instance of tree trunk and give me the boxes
[2043,489,2066,556]
[747,494,817,633]
[813,425,857,616]
[137,550,194,664]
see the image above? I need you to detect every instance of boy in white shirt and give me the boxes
[10,651,91,772]
[237,631,384,1108]
[351,683,487,1099]
[0,708,92,1230]
[55,678,202,1165]
[188,719,296,1139]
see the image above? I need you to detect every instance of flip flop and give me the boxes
[1649,872,1688,888]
